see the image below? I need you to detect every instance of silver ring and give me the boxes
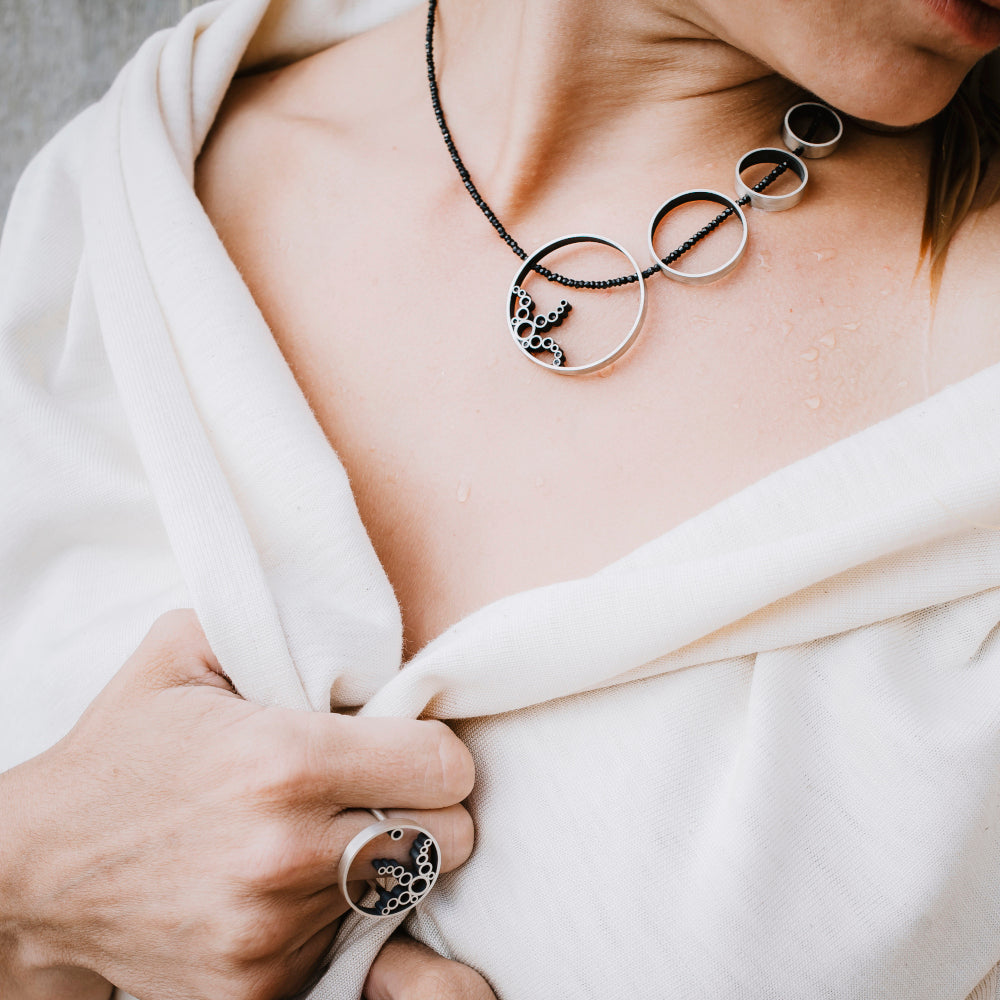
[735,148,809,212]
[337,809,441,919]
[507,233,647,376]
[782,102,844,159]
[647,189,748,286]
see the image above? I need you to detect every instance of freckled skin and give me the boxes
[196,0,1000,658]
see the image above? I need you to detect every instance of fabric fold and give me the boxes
[3,1,1000,998]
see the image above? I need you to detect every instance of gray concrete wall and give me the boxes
[0,0,201,222]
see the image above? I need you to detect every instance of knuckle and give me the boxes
[245,965,294,1000]
[425,722,476,802]
[217,975,270,1000]
[238,823,313,892]
[149,607,203,641]
[232,980,275,1000]
[403,965,492,1000]
[445,966,495,1000]
[132,609,219,689]
[246,719,313,802]
[274,943,333,1000]
[256,749,311,803]
[447,808,476,867]
[216,908,288,964]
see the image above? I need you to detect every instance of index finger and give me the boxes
[293,712,475,810]
[365,934,497,1000]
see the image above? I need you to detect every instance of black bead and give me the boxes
[427,0,836,292]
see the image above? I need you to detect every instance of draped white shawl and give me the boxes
[4,1,1000,997]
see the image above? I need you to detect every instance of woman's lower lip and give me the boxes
[920,0,1000,49]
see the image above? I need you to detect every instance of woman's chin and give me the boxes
[812,81,963,131]
[789,51,974,130]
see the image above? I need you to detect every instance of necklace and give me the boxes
[424,0,845,375]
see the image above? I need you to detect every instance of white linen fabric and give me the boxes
[3,1,1000,997]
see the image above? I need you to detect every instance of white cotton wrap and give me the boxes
[3,2,1000,997]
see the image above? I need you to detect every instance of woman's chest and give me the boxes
[237,228,967,657]
[196,119,1000,658]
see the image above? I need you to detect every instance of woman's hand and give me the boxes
[366,935,497,1000]
[0,610,475,1000]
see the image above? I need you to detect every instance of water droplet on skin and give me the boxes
[819,333,837,348]
[800,348,820,362]
[896,379,909,389]
[842,321,861,332]
[804,396,822,409]
[757,252,772,272]
[456,481,471,503]
[780,321,794,338]
[807,370,820,382]
[810,247,838,262]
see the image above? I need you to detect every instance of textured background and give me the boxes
[0,0,201,223]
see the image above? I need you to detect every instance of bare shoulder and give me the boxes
[927,183,1000,388]
[194,4,428,262]
[195,47,352,245]
[948,186,1000,298]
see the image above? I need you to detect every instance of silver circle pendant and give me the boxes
[338,811,442,919]
[782,102,844,159]
[507,234,647,376]
[647,189,748,286]
[735,147,809,212]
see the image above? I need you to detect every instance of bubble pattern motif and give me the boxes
[370,832,440,917]
[509,286,569,367]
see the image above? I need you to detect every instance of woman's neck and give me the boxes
[433,0,804,222]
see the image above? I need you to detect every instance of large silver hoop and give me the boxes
[782,102,844,159]
[648,189,748,286]
[338,810,441,920]
[507,234,647,376]
[735,147,809,212]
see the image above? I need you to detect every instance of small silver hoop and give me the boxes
[735,148,809,212]
[337,809,441,920]
[647,189,748,286]
[508,234,647,376]
[782,102,844,159]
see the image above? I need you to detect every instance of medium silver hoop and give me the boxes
[735,148,809,212]
[648,189,748,286]
[337,809,441,919]
[782,102,844,159]
[508,234,647,375]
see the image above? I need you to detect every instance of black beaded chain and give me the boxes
[425,0,809,290]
